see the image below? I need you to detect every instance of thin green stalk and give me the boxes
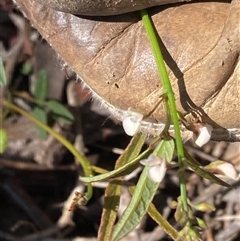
[4,100,93,200]
[140,9,188,212]
[13,91,45,106]
[91,165,109,174]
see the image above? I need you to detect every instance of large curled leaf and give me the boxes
[34,70,48,101]
[47,100,74,122]
[0,129,8,153]
[0,56,7,86]
[15,0,240,141]
[32,107,48,138]
[98,133,147,241]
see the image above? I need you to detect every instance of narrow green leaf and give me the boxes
[32,107,48,139]
[127,185,184,241]
[154,137,175,162]
[98,133,147,241]
[51,114,72,124]
[112,139,175,240]
[116,133,147,168]
[98,180,122,241]
[80,149,151,183]
[34,70,48,101]
[0,56,7,86]
[81,138,174,183]
[185,152,231,187]
[47,100,74,121]
[112,166,159,241]
[0,129,8,153]
[147,202,184,241]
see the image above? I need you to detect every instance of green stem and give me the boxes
[4,100,93,200]
[140,9,188,212]
[13,91,45,106]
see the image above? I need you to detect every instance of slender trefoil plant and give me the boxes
[0,9,235,241]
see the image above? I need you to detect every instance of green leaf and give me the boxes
[81,137,174,183]
[80,149,151,183]
[0,129,8,153]
[47,100,74,121]
[154,137,175,162]
[112,139,174,241]
[21,63,33,75]
[51,114,72,124]
[32,107,48,139]
[126,185,183,241]
[147,202,184,241]
[185,152,231,187]
[98,133,147,241]
[34,70,48,101]
[115,133,147,168]
[98,180,122,241]
[0,56,7,86]
[112,166,159,241]
[126,185,185,241]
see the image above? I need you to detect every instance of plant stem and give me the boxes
[4,100,93,200]
[13,91,45,106]
[140,9,188,212]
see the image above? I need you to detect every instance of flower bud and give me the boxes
[140,153,167,183]
[194,202,215,212]
[196,217,208,229]
[188,227,202,239]
[193,123,213,147]
[174,207,188,225]
[204,160,238,180]
[170,200,178,209]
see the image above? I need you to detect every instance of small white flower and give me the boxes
[204,160,238,180]
[122,109,143,136]
[193,123,213,147]
[216,162,238,180]
[140,154,167,183]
